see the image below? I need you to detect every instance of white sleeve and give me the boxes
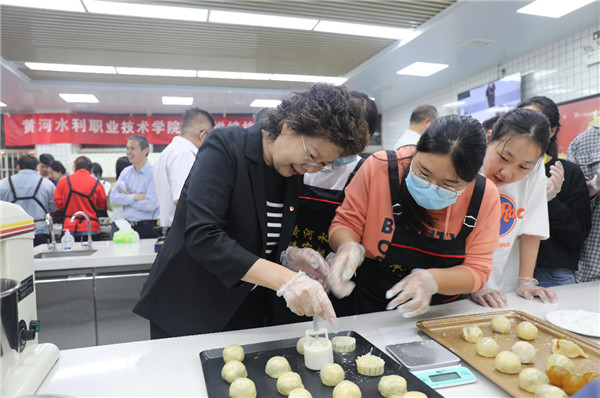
[518,161,550,239]
[169,151,196,203]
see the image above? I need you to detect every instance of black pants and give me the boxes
[132,222,160,239]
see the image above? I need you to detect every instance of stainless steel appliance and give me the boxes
[0,201,59,397]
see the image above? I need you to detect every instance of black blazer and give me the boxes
[133,123,302,336]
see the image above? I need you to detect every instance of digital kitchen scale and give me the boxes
[385,340,476,389]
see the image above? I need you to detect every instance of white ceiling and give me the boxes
[1,0,599,117]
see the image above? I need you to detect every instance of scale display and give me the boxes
[414,366,476,389]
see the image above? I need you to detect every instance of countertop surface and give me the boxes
[33,238,158,271]
[35,281,600,397]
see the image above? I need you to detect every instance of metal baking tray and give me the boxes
[416,310,600,398]
[199,330,442,398]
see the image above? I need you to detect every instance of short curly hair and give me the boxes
[261,83,370,157]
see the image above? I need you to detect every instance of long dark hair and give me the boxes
[395,115,487,234]
[517,96,560,159]
[489,108,550,158]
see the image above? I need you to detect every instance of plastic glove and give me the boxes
[326,242,366,298]
[385,269,438,318]
[276,271,337,322]
[470,288,507,308]
[281,246,329,291]
[516,277,558,303]
[546,161,565,201]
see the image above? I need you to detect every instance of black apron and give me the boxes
[64,175,100,233]
[355,150,486,313]
[8,176,47,221]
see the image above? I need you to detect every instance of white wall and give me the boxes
[383,24,600,149]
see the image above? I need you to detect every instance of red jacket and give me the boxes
[54,169,107,233]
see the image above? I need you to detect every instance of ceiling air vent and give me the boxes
[459,39,494,50]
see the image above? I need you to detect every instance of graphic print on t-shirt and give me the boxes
[499,194,524,237]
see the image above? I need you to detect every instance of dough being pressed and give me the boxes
[512,341,536,363]
[332,336,356,353]
[320,363,345,387]
[265,356,291,379]
[551,339,589,358]
[494,351,522,374]
[276,371,304,396]
[545,353,575,374]
[462,325,483,343]
[332,380,362,398]
[288,388,313,398]
[518,368,550,393]
[356,354,385,376]
[223,344,245,363]
[491,315,511,334]
[228,377,256,398]
[515,321,538,340]
[475,337,500,358]
[221,360,248,384]
[377,375,407,397]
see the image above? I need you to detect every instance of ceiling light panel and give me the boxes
[25,62,116,74]
[313,20,413,40]
[59,94,99,103]
[0,101,7,107]
[0,0,85,12]
[196,70,272,80]
[116,67,196,77]
[208,10,318,30]
[250,99,281,108]
[270,74,346,85]
[517,0,595,18]
[162,96,193,106]
[396,62,449,77]
[83,0,208,22]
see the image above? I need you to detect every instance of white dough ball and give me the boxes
[545,354,575,374]
[534,384,568,398]
[378,375,407,397]
[495,351,522,374]
[221,360,248,384]
[401,392,427,398]
[519,368,549,393]
[333,380,362,398]
[491,315,511,333]
[223,344,245,363]
[296,337,306,355]
[265,356,291,379]
[229,377,256,398]
[277,371,304,396]
[320,363,345,387]
[288,388,313,398]
[476,337,500,358]
[512,341,536,363]
[516,321,538,340]
[462,324,483,343]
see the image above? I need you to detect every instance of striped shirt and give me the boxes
[264,163,284,262]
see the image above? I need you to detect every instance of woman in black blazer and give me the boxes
[133,83,371,338]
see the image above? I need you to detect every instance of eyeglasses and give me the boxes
[409,166,466,199]
[301,135,334,172]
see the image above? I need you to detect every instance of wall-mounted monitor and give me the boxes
[457,73,522,122]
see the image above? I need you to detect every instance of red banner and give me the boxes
[557,95,600,158]
[3,113,255,146]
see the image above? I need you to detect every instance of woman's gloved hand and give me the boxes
[280,246,329,291]
[326,242,365,298]
[276,271,337,322]
[385,269,438,318]
[546,161,564,201]
[470,288,507,308]
[516,277,558,303]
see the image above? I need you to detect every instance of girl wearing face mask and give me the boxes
[471,108,559,308]
[327,115,501,317]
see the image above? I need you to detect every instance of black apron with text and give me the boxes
[355,150,486,313]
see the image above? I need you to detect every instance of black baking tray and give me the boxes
[199,330,443,398]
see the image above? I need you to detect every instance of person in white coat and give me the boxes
[393,105,438,149]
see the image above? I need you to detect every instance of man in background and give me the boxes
[110,135,160,238]
[154,108,215,230]
[393,105,438,149]
[1,154,57,246]
[38,153,55,180]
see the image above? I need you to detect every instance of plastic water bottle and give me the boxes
[61,229,74,251]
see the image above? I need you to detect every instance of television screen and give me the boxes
[457,73,522,123]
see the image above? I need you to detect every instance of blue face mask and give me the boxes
[333,155,359,167]
[405,171,460,210]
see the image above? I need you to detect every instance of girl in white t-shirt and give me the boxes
[471,108,559,307]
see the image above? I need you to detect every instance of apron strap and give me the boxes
[343,157,366,188]
[456,174,487,240]
[385,150,403,218]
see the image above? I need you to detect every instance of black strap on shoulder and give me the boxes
[456,174,487,240]
[385,150,403,219]
[8,176,47,217]
[7,176,17,202]
[64,175,100,222]
[344,157,366,188]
